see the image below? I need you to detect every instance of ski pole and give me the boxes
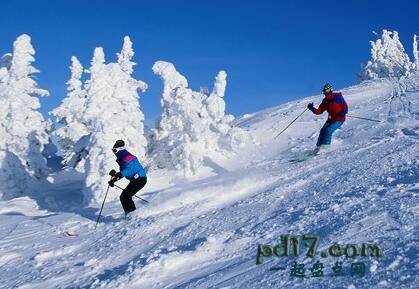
[133,195,149,203]
[95,184,110,229]
[274,108,308,139]
[347,115,381,123]
[114,184,149,204]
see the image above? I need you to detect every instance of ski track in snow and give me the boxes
[0,81,418,289]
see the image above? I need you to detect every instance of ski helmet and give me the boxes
[113,139,125,149]
[323,83,332,94]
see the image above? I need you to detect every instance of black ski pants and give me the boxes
[120,177,147,214]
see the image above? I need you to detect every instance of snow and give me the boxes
[0,77,417,288]
[0,197,48,216]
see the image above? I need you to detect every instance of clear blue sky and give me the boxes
[0,0,417,126]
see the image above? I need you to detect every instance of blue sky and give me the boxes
[0,0,417,126]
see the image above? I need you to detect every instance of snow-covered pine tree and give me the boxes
[150,61,211,176]
[65,48,107,174]
[413,34,418,74]
[114,36,148,159]
[83,38,148,205]
[204,70,248,151]
[0,54,12,199]
[151,62,249,176]
[50,56,89,167]
[205,71,228,122]
[359,30,412,81]
[83,47,115,204]
[0,34,49,199]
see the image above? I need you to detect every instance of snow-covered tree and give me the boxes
[110,36,148,158]
[50,56,88,167]
[117,36,134,74]
[359,30,412,81]
[150,61,211,176]
[205,71,248,151]
[413,34,418,74]
[83,47,117,204]
[0,56,12,199]
[205,71,228,122]
[0,34,49,199]
[64,47,107,173]
[83,38,148,205]
[150,62,250,176]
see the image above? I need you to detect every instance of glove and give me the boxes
[108,172,123,187]
[114,172,123,180]
[109,169,116,177]
[307,102,314,110]
[108,179,116,187]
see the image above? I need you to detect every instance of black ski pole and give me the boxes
[114,184,149,204]
[274,108,308,139]
[95,184,111,229]
[347,115,381,123]
[133,195,149,204]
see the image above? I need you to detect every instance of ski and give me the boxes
[64,231,78,237]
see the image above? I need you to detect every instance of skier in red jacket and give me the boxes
[307,83,348,150]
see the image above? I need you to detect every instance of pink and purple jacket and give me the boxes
[115,149,146,180]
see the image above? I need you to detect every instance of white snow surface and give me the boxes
[0,80,418,288]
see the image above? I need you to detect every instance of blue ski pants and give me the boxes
[316,121,343,146]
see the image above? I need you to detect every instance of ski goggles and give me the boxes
[323,88,332,94]
[112,146,125,153]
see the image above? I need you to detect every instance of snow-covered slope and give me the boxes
[0,80,417,289]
